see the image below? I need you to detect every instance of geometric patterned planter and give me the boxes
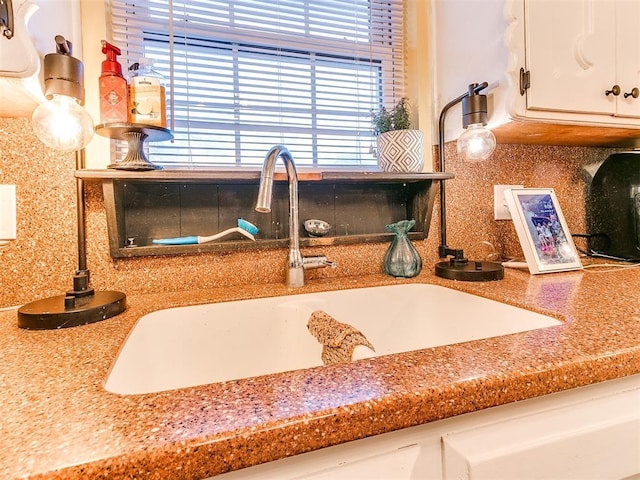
[376,129,424,173]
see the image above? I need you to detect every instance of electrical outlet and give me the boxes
[494,184,523,220]
[0,184,16,245]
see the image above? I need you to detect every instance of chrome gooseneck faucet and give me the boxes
[255,145,335,288]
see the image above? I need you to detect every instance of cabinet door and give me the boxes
[615,0,640,118]
[524,0,617,116]
[442,384,640,479]
[213,431,440,480]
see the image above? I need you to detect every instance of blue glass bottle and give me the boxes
[383,220,422,278]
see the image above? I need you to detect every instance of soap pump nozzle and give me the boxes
[101,40,123,76]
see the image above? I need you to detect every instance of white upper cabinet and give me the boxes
[433,0,640,146]
[0,0,82,117]
[614,0,640,118]
[0,0,39,77]
[524,0,617,116]
[525,0,640,118]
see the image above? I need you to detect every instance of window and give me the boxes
[109,0,406,168]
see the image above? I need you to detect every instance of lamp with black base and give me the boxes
[435,82,504,282]
[18,35,126,329]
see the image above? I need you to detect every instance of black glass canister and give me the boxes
[587,152,640,260]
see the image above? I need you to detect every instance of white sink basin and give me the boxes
[105,284,561,395]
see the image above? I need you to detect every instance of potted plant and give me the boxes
[372,98,424,173]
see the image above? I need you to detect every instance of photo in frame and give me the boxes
[504,188,583,274]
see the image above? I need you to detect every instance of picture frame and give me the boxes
[504,188,582,274]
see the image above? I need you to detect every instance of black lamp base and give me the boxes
[17,291,126,330]
[435,259,504,281]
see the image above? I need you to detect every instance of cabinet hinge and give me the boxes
[519,68,530,95]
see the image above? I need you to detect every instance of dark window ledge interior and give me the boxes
[76,169,453,258]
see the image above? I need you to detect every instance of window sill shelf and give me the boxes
[76,169,453,183]
[77,169,453,258]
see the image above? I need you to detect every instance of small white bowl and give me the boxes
[304,219,332,237]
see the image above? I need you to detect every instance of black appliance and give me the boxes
[587,152,640,260]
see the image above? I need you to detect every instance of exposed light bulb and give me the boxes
[456,123,496,162]
[31,95,94,152]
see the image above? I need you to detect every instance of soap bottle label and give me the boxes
[129,76,166,127]
[99,75,128,123]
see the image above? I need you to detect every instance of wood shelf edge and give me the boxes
[110,232,426,258]
[76,169,454,182]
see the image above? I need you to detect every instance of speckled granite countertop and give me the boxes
[1,267,639,479]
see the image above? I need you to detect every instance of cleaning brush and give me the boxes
[152,219,259,245]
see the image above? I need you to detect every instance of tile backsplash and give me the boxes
[0,117,618,308]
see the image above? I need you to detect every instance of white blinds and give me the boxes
[108,0,406,168]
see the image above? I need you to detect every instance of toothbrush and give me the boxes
[152,219,259,245]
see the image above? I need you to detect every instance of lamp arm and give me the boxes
[75,150,88,275]
[437,81,488,252]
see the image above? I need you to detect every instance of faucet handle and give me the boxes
[323,259,338,268]
[303,255,337,270]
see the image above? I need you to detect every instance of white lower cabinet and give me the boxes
[212,375,639,479]
[442,381,640,479]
